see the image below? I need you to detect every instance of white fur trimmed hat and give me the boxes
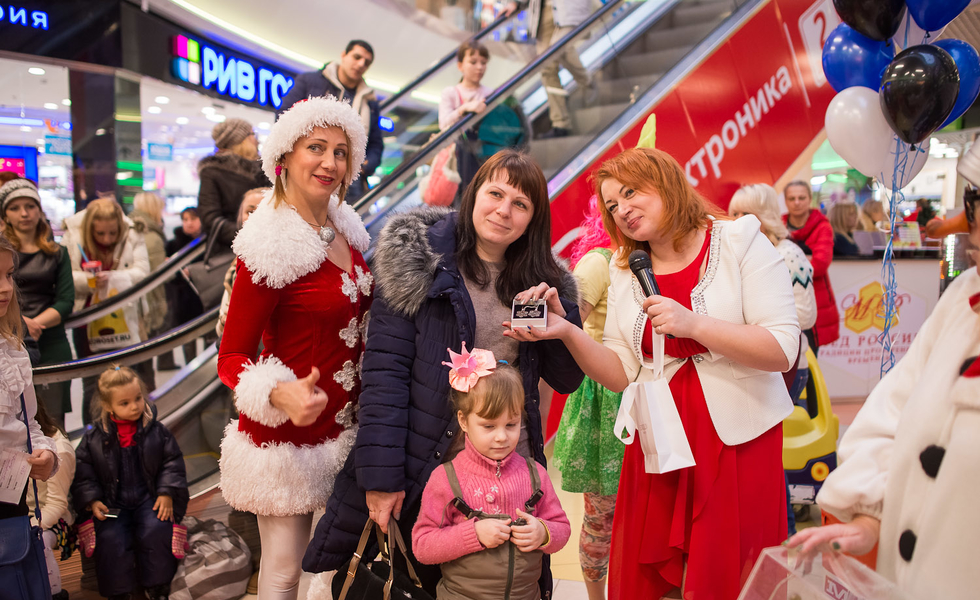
[263,96,368,186]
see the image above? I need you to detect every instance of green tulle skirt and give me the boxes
[554,376,625,496]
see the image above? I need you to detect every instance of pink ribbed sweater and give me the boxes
[412,438,571,565]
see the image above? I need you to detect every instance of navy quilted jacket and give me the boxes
[304,208,583,577]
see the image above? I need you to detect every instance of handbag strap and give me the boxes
[18,393,43,525]
[387,518,424,592]
[337,519,377,600]
[202,221,224,267]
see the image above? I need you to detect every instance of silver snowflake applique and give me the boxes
[341,272,358,302]
[339,317,359,348]
[355,265,374,296]
[333,360,358,391]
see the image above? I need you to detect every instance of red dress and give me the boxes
[609,224,786,600]
[217,197,373,517]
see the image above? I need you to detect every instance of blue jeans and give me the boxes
[93,496,176,596]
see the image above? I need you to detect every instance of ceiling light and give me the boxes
[201,106,216,115]
[35,138,44,144]
[19,126,31,132]
[28,67,45,75]
[176,117,189,125]
[62,99,71,106]
[257,122,270,130]
[147,106,162,114]
[154,96,170,104]
[206,114,226,123]
[43,103,58,110]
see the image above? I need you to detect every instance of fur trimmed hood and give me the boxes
[373,206,579,318]
[197,152,263,178]
[232,191,370,289]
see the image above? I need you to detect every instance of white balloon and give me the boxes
[825,87,895,177]
[879,139,931,190]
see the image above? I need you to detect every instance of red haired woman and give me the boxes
[517,148,799,599]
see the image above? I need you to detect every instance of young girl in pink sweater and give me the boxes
[412,344,570,600]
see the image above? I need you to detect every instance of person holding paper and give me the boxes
[0,233,58,520]
[513,148,799,600]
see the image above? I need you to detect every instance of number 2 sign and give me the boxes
[799,0,841,87]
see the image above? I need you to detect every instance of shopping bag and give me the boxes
[419,143,459,207]
[613,328,695,474]
[86,270,142,351]
[738,546,912,600]
[169,516,252,600]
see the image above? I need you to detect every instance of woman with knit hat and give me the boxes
[217,96,372,600]
[0,174,74,426]
[197,117,269,253]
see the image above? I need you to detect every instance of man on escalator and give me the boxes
[278,40,385,203]
[506,0,597,138]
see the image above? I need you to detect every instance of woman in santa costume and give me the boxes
[790,187,980,600]
[217,96,372,600]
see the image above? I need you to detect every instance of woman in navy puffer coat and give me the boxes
[305,151,583,598]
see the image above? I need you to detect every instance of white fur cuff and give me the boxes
[234,356,294,427]
[219,423,358,516]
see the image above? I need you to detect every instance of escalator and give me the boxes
[37,0,835,498]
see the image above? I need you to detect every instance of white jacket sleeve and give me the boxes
[737,227,801,369]
[602,264,642,383]
[815,280,956,522]
[23,385,59,478]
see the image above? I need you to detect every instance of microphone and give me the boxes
[628,250,674,339]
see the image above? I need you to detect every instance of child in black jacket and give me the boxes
[71,365,188,600]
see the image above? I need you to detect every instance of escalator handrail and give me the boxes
[62,235,207,329]
[379,14,511,113]
[546,0,760,200]
[353,0,627,217]
[34,306,219,385]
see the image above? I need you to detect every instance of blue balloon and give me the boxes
[906,0,969,32]
[934,39,980,128]
[822,23,894,92]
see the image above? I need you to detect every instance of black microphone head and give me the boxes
[628,250,652,276]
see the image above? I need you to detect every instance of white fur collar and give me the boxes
[233,193,370,289]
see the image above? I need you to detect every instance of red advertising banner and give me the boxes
[550,0,840,251]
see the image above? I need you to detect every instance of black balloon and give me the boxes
[833,0,906,42]
[880,45,959,145]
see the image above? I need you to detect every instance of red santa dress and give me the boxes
[217,193,373,517]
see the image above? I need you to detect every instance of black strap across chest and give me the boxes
[442,455,543,520]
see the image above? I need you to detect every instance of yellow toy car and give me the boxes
[783,348,839,520]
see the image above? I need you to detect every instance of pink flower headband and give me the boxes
[443,342,496,393]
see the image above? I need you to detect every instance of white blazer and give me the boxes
[603,215,799,446]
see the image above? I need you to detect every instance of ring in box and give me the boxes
[511,299,548,330]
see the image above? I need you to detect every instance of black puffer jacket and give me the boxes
[71,404,189,521]
[197,153,269,251]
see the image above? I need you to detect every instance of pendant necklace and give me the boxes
[302,216,336,245]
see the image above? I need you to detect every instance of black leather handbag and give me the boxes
[184,222,235,310]
[0,394,52,600]
[331,518,434,600]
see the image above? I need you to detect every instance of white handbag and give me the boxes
[614,327,696,474]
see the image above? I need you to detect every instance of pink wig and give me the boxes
[569,195,612,268]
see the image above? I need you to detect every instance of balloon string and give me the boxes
[878,138,908,376]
